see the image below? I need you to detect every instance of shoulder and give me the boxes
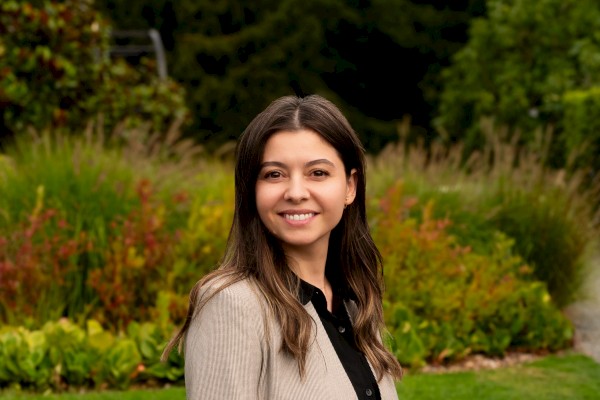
[185,277,269,349]
[194,276,267,319]
[184,277,269,398]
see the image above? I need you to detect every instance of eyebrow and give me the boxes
[260,159,336,169]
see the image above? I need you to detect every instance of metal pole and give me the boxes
[148,29,168,80]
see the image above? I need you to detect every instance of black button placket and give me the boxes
[300,280,381,400]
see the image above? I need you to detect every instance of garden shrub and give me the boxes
[87,179,179,329]
[0,126,590,389]
[126,321,184,383]
[485,184,589,306]
[0,0,188,138]
[0,129,231,331]
[563,87,600,174]
[0,0,108,134]
[374,181,573,368]
[369,136,600,308]
[171,166,235,291]
[0,327,52,390]
[0,200,85,326]
[0,319,182,391]
[435,0,600,168]
[0,175,191,330]
[0,131,143,326]
[43,319,102,388]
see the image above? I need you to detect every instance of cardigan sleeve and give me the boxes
[184,283,265,400]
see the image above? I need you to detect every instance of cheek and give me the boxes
[255,184,273,221]
[334,182,350,204]
[322,183,350,219]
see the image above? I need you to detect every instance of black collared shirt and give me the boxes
[298,280,381,400]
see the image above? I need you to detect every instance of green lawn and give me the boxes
[3,352,599,400]
[397,353,600,399]
[1,387,186,400]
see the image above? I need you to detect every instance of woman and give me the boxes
[162,94,403,399]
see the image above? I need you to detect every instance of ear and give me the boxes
[345,168,358,206]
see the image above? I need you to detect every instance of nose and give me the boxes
[283,175,309,202]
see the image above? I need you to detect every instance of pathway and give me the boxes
[564,254,600,363]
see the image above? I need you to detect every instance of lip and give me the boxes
[278,209,318,215]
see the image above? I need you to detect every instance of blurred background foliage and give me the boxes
[3,0,598,175]
[435,0,600,171]
[0,125,589,389]
[92,0,488,152]
[1,0,600,393]
[0,0,189,149]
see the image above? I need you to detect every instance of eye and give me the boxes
[310,169,330,178]
[263,170,283,179]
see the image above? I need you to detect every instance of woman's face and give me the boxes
[255,129,357,255]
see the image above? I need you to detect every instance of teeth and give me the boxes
[284,213,314,221]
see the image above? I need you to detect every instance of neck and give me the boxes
[286,246,334,312]
[284,242,328,289]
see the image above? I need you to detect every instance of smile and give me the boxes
[283,213,315,221]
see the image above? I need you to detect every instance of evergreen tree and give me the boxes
[96,0,484,152]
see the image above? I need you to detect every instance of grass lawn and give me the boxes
[2,352,599,399]
[397,352,600,400]
[1,387,186,400]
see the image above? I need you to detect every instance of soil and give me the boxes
[417,351,548,374]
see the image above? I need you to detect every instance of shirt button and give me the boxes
[366,388,373,397]
[338,326,346,333]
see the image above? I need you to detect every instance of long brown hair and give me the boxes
[162,94,402,380]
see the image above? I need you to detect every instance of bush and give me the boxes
[0,319,183,391]
[369,131,600,307]
[0,124,589,388]
[562,87,600,174]
[0,128,230,330]
[0,0,188,138]
[375,182,573,368]
[485,183,589,306]
[435,0,600,167]
[0,130,151,326]
[0,0,108,133]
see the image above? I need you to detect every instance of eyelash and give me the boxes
[310,169,329,177]
[261,169,330,179]
[260,170,281,180]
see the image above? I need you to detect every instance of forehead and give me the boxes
[261,129,342,162]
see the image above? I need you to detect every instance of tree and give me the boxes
[435,0,600,166]
[96,0,485,153]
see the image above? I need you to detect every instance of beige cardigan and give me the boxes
[184,278,399,400]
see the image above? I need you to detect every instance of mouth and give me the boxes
[282,212,315,221]
[278,209,318,222]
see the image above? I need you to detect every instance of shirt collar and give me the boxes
[297,278,356,306]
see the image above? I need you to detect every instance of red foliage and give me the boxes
[0,207,82,320]
[87,179,178,329]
